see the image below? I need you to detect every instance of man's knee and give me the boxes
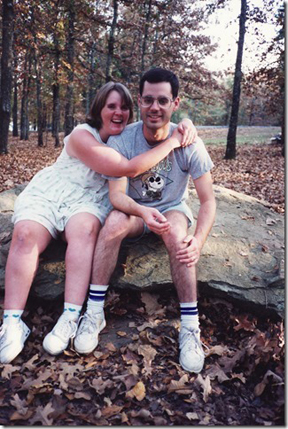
[162,223,188,252]
[102,210,133,240]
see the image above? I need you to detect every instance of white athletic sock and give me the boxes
[87,284,109,313]
[63,302,82,321]
[180,302,200,330]
[3,309,24,324]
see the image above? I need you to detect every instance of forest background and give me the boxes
[0,0,285,152]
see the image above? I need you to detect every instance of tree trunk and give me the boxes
[86,42,97,114]
[141,0,152,75]
[34,53,44,147]
[52,31,61,147]
[105,0,118,82]
[0,0,14,154]
[64,0,75,136]
[20,52,32,141]
[225,0,247,160]
[12,44,18,137]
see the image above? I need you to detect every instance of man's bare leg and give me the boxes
[161,210,205,373]
[161,210,197,303]
[91,210,144,285]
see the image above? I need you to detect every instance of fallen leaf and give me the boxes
[89,377,114,395]
[22,354,39,371]
[29,402,55,426]
[196,374,212,402]
[186,412,199,421]
[167,374,189,393]
[205,344,229,357]
[126,381,146,401]
[102,405,123,418]
[206,364,230,383]
[1,365,21,379]
[254,370,283,397]
[10,394,28,415]
[105,342,117,352]
[74,391,92,400]
[10,410,33,421]
[137,344,157,375]
[141,292,161,315]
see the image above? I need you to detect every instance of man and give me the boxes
[74,68,216,373]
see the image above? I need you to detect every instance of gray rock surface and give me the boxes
[0,185,284,318]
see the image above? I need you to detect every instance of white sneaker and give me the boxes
[74,309,106,354]
[0,319,31,364]
[179,326,205,373]
[43,313,77,355]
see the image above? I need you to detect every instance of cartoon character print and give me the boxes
[141,172,165,200]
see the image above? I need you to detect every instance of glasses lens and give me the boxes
[141,96,154,107]
[140,96,172,108]
[158,97,170,107]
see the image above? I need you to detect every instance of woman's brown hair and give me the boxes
[86,82,134,130]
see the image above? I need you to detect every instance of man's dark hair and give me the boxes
[139,68,179,99]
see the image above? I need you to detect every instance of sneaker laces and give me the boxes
[53,316,77,341]
[180,327,207,357]
[78,310,103,335]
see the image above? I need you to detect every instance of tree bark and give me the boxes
[0,0,14,154]
[105,0,118,82]
[141,0,152,75]
[20,52,32,141]
[225,0,247,160]
[34,53,44,147]
[52,30,61,147]
[87,42,97,114]
[64,0,75,137]
[12,44,18,137]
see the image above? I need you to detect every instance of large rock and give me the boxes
[0,185,284,318]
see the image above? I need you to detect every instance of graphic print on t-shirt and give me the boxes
[130,170,173,202]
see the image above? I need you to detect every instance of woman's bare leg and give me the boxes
[4,220,52,310]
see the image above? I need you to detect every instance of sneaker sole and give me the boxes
[74,319,106,354]
[179,356,204,374]
[0,326,31,364]
[42,335,69,356]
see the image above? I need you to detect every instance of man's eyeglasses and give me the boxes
[140,96,175,109]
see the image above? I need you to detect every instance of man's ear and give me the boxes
[173,96,180,111]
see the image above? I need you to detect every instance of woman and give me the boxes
[0,82,196,364]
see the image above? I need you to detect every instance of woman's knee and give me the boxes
[69,217,99,243]
[12,223,40,250]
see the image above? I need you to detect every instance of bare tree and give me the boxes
[0,0,14,154]
[225,0,247,159]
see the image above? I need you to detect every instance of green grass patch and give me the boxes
[198,126,281,146]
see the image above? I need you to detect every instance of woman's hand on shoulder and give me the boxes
[177,118,197,147]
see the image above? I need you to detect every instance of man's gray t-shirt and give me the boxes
[105,121,214,216]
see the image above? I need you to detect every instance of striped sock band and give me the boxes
[87,284,109,313]
[180,302,199,329]
[3,309,24,324]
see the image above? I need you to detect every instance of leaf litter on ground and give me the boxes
[0,133,285,425]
